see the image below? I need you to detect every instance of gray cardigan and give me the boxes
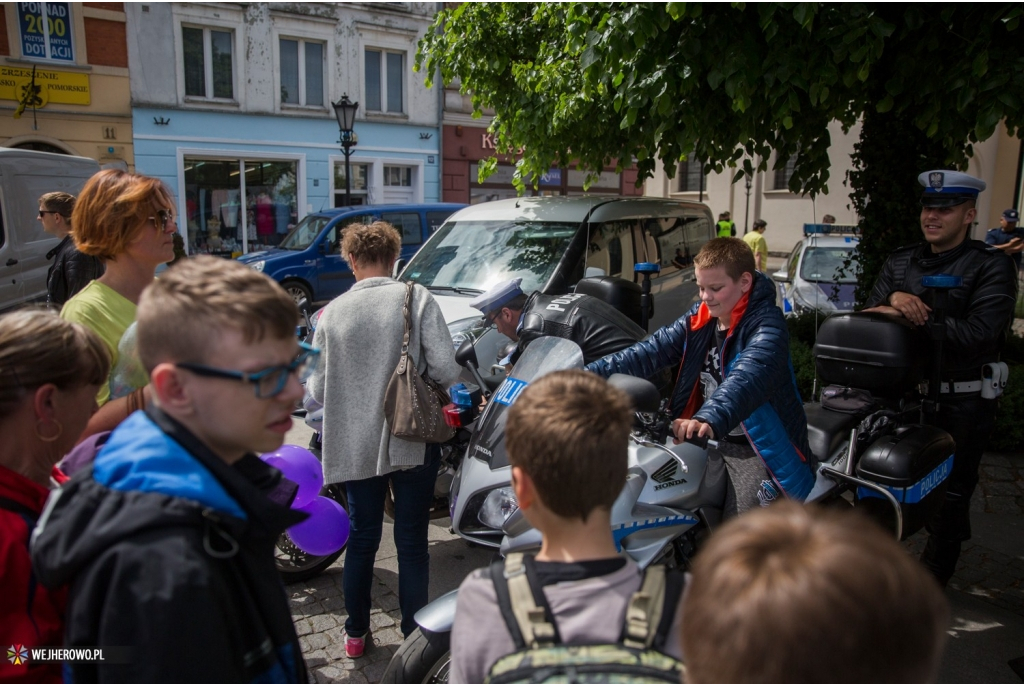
[307,277,461,484]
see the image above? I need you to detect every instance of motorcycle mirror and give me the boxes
[455,339,479,369]
[607,374,661,413]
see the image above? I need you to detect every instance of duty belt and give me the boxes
[917,380,982,395]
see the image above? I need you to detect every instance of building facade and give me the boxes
[644,121,1024,254]
[440,80,643,204]
[128,2,442,257]
[0,2,132,168]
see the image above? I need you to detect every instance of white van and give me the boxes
[0,149,100,312]
[399,196,715,364]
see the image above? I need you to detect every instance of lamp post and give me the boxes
[744,174,752,235]
[332,94,359,206]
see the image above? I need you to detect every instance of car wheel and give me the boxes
[283,280,313,307]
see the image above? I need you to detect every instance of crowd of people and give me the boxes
[0,165,1016,683]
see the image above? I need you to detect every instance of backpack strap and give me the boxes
[621,564,685,650]
[489,553,562,649]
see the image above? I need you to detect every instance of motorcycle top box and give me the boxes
[813,312,926,397]
[854,425,954,539]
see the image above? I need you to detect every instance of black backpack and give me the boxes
[485,553,685,684]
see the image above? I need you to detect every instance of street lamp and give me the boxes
[332,94,359,206]
[744,173,752,234]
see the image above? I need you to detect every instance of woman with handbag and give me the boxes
[306,221,460,658]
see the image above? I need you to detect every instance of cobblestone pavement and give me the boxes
[289,452,1024,684]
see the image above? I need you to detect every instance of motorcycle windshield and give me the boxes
[470,337,585,470]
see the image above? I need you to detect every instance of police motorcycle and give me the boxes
[382,279,966,683]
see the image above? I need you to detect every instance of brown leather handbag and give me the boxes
[383,282,455,443]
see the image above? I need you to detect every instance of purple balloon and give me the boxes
[287,496,350,556]
[261,444,323,509]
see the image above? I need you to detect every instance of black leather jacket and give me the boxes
[512,291,647,365]
[46,235,105,306]
[865,239,1018,376]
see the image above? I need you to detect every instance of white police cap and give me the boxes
[919,170,986,207]
[469,277,524,314]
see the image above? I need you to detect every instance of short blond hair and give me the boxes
[682,502,948,683]
[506,370,631,522]
[693,237,756,281]
[0,308,110,420]
[39,191,76,222]
[72,169,173,260]
[340,221,401,268]
[136,256,299,371]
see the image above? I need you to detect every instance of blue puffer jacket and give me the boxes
[587,272,816,501]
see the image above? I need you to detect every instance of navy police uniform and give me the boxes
[865,170,1018,585]
[470,278,647,366]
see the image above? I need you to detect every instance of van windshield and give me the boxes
[280,215,331,251]
[403,220,578,294]
[800,246,858,284]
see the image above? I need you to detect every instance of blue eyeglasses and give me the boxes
[176,342,320,398]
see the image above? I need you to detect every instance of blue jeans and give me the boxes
[344,445,440,638]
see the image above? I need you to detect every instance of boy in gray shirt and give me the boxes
[449,370,683,683]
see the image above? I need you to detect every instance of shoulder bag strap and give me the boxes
[397,281,414,375]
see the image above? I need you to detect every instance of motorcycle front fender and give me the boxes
[499,528,543,557]
[412,588,459,634]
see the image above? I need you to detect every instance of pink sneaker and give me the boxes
[344,633,367,659]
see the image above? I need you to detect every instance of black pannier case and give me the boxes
[854,425,954,539]
[813,312,926,397]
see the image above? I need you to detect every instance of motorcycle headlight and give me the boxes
[249,260,265,272]
[448,316,488,350]
[478,486,519,530]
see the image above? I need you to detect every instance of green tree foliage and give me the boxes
[418,3,1024,298]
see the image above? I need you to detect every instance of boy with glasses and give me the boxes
[33,256,313,682]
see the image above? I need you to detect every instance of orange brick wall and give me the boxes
[84,17,127,68]
[83,3,124,11]
[0,7,9,56]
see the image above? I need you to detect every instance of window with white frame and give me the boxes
[676,159,705,193]
[383,165,412,187]
[773,154,798,191]
[183,26,234,99]
[280,38,324,107]
[365,48,404,113]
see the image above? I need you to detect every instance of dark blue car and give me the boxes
[236,203,466,304]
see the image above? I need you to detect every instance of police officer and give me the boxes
[469,278,647,366]
[864,170,1018,586]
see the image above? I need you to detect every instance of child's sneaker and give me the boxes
[344,632,367,659]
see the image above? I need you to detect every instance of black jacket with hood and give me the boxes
[31,407,308,683]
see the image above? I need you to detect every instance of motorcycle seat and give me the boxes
[804,403,862,464]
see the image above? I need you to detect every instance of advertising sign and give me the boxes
[18,2,75,63]
[0,65,89,105]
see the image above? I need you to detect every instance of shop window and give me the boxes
[382,211,422,246]
[676,159,705,193]
[183,26,234,100]
[333,162,369,206]
[280,38,324,107]
[365,48,404,113]
[183,158,297,256]
[773,154,798,191]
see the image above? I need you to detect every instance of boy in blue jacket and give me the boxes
[588,238,815,514]
[32,256,314,682]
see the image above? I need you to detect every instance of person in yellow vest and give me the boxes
[743,219,768,271]
[716,211,736,238]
